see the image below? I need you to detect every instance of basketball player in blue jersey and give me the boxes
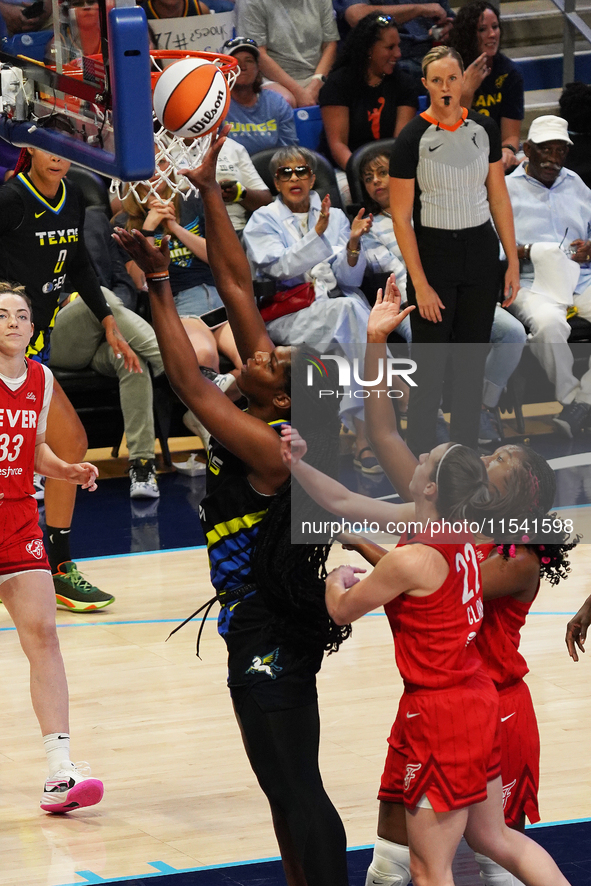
[0,145,141,610]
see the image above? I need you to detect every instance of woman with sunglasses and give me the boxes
[222,37,298,156]
[242,146,383,473]
[319,12,418,175]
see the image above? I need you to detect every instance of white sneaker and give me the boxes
[172,452,207,476]
[33,473,45,501]
[183,410,211,449]
[41,761,104,813]
[128,458,160,499]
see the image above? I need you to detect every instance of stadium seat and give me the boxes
[293,105,324,150]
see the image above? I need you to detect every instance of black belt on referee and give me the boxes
[166,583,257,658]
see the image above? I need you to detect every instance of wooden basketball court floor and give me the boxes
[1,430,591,886]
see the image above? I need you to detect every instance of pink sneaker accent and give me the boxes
[40,762,104,814]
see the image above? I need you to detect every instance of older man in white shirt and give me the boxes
[506,114,591,437]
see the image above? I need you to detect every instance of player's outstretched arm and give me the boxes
[365,276,417,500]
[35,439,98,490]
[180,125,274,362]
[566,593,591,662]
[280,425,416,527]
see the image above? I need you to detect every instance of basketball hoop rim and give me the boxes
[148,49,239,91]
[58,49,239,93]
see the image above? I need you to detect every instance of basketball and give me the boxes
[152,58,230,139]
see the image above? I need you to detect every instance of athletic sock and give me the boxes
[365,837,411,886]
[46,526,72,574]
[43,733,74,776]
[475,852,526,886]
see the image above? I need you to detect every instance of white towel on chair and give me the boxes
[529,242,580,307]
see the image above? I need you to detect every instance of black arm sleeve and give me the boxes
[66,193,112,323]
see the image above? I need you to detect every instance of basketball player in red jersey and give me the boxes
[0,283,104,812]
[282,429,572,886]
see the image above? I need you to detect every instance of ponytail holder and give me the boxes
[521,535,530,542]
[541,556,551,564]
[508,544,516,558]
[497,544,504,555]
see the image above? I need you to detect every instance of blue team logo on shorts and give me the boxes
[246,649,283,679]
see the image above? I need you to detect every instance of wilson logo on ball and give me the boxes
[153,58,230,139]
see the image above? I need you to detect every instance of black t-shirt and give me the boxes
[116,194,214,296]
[0,174,110,335]
[318,65,418,161]
[389,109,502,233]
[472,52,524,127]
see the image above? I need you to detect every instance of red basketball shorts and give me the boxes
[0,502,50,576]
[378,671,501,812]
[498,679,540,826]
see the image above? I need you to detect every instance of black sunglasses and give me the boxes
[275,165,312,182]
[223,37,258,50]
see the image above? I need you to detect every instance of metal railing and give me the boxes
[549,0,591,84]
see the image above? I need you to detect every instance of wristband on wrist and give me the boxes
[502,143,517,155]
[523,244,532,262]
[232,182,247,203]
[145,271,170,281]
[347,247,360,256]
[311,73,326,83]
[141,228,158,237]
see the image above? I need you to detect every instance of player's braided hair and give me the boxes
[496,540,578,586]
[485,443,562,542]
[252,347,352,655]
[490,443,579,569]
[447,0,502,67]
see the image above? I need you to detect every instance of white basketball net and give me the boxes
[111,54,239,206]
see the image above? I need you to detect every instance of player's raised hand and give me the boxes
[180,123,231,193]
[367,274,414,340]
[280,425,308,469]
[113,227,170,277]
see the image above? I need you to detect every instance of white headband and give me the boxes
[435,442,463,486]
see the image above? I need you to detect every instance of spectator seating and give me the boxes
[1,29,53,62]
[293,105,324,150]
[250,147,343,209]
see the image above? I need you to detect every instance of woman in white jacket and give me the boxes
[242,147,381,471]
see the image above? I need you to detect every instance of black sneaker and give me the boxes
[128,458,159,499]
[53,562,115,611]
[553,401,591,438]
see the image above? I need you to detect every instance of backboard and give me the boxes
[0,0,155,180]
